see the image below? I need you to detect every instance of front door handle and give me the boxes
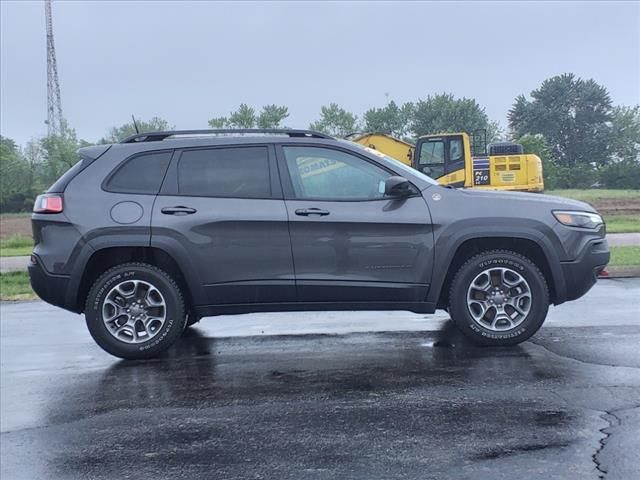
[295,208,330,217]
[161,206,197,216]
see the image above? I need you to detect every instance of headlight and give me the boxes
[553,210,603,229]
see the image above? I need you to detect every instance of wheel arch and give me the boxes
[74,246,201,314]
[432,235,565,309]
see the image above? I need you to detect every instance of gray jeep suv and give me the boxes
[29,129,610,359]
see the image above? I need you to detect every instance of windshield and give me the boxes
[340,140,439,185]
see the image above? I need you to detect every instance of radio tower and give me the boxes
[45,0,63,137]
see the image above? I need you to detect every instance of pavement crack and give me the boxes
[589,406,639,480]
[545,389,639,480]
[592,411,617,479]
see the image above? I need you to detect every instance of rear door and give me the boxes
[277,144,434,303]
[151,144,295,306]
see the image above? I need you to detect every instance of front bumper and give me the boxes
[560,238,610,302]
[28,256,71,311]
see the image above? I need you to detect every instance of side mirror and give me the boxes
[385,176,414,197]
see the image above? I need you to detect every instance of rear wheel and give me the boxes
[85,263,187,359]
[448,250,549,346]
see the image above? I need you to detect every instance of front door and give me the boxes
[277,145,434,303]
[152,144,295,305]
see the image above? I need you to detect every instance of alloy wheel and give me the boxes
[102,280,167,344]
[466,267,532,331]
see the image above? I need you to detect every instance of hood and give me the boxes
[456,189,596,212]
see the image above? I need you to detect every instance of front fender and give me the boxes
[426,217,567,305]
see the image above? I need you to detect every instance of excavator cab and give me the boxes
[414,133,471,187]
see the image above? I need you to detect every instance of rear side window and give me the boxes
[177,147,270,198]
[105,151,172,194]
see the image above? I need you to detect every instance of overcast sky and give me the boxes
[1,0,639,145]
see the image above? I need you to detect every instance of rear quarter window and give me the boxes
[104,151,172,194]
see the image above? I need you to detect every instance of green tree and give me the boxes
[517,133,566,189]
[228,104,256,128]
[609,105,640,163]
[0,136,32,211]
[508,73,613,168]
[256,104,289,128]
[208,117,227,128]
[101,117,172,143]
[40,120,90,188]
[363,101,413,137]
[208,104,289,129]
[409,93,495,141]
[517,133,552,161]
[23,139,45,195]
[598,159,640,189]
[597,105,640,188]
[309,103,359,138]
[486,120,505,144]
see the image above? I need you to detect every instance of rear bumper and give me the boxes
[560,238,610,303]
[28,256,72,311]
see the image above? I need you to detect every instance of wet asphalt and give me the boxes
[1,278,639,480]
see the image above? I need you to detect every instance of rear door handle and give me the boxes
[161,206,197,216]
[295,208,330,217]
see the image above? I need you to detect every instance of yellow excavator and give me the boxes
[351,131,544,192]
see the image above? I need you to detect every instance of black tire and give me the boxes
[85,263,187,360]
[448,250,549,346]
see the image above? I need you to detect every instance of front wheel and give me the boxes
[448,250,549,346]
[85,263,188,359]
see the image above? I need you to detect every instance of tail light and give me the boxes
[33,194,64,214]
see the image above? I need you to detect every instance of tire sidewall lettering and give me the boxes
[477,258,525,273]
[468,321,527,339]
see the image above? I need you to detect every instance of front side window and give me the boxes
[283,146,390,200]
[105,151,172,194]
[177,146,270,198]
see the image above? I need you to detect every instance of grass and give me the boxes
[549,189,640,202]
[605,215,640,234]
[0,235,33,257]
[609,246,640,267]
[0,271,35,301]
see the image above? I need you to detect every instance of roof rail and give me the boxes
[120,129,334,143]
